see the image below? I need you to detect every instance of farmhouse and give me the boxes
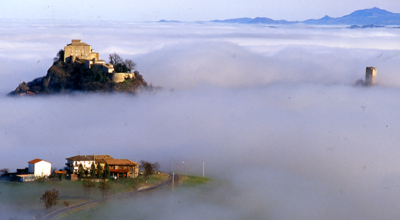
[65,155,113,174]
[65,155,139,178]
[106,159,139,178]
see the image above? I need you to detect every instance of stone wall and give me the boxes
[112,73,135,83]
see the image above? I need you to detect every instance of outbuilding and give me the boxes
[28,159,52,178]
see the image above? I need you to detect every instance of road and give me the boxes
[42,175,176,220]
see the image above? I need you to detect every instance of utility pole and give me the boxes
[171,159,173,173]
[202,159,205,177]
[185,162,187,177]
[177,162,180,175]
[172,172,175,191]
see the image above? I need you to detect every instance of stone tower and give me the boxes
[365,67,376,85]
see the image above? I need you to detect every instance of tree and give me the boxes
[109,53,136,73]
[40,188,59,209]
[96,162,103,178]
[124,59,136,72]
[104,163,110,179]
[0,168,9,176]
[98,179,111,199]
[140,161,160,176]
[109,53,123,66]
[78,163,85,178]
[114,63,129,73]
[53,49,64,62]
[90,162,96,178]
[82,179,96,200]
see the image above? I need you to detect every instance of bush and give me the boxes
[40,188,59,209]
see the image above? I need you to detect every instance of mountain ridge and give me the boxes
[208,7,400,25]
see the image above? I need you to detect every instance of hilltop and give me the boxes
[9,40,158,96]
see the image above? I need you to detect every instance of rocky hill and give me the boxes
[9,61,156,96]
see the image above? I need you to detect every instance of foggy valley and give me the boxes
[1,19,400,219]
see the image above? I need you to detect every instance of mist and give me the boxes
[1,19,400,219]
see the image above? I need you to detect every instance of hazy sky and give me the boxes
[1,0,400,21]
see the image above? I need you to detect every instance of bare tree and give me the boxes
[109,53,123,66]
[124,59,136,72]
[82,179,96,200]
[40,188,59,209]
[0,168,9,175]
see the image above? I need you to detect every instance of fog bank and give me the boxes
[1,20,400,219]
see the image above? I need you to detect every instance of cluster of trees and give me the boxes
[109,53,136,73]
[79,162,111,200]
[140,160,160,176]
[77,162,110,179]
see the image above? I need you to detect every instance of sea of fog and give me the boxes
[1,19,400,219]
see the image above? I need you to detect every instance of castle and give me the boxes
[63,40,133,83]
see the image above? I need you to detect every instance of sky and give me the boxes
[1,0,400,21]
[1,19,400,219]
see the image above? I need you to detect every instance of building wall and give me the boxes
[63,40,99,63]
[365,67,377,85]
[112,73,135,83]
[28,163,34,173]
[32,161,51,177]
[19,174,35,182]
[67,160,95,173]
[64,45,92,62]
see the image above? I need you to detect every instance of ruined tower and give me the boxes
[365,67,376,85]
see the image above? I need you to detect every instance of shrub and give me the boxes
[40,188,59,209]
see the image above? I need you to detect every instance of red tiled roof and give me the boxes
[55,171,67,174]
[28,159,43,164]
[28,159,51,164]
[105,159,138,166]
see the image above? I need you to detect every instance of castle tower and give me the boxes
[365,67,376,85]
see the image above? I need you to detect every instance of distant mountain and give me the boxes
[210,7,400,25]
[349,24,385,29]
[158,19,181,23]
[211,17,295,25]
[303,7,400,25]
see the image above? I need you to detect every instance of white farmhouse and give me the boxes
[28,159,52,177]
[65,155,113,174]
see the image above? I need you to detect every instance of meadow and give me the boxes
[0,173,170,220]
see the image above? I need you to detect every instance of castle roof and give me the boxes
[67,39,90,46]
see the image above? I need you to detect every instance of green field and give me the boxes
[0,173,170,220]
[58,175,217,220]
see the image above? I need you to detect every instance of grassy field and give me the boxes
[0,173,170,220]
[58,174,215,220]
[179,175,210,187]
